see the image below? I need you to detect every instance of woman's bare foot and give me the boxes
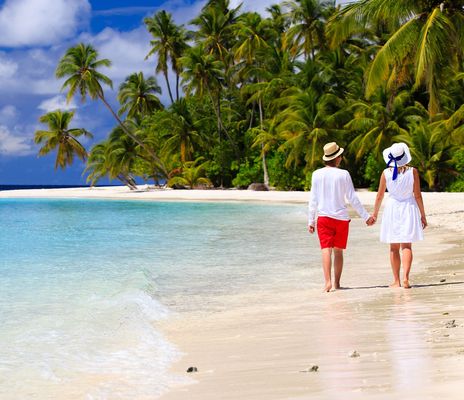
[323,283,332,292]
[403,280,411,289]
[389,281,401,288]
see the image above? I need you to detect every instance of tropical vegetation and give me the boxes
[35,0,464,191]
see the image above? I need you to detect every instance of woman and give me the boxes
[371,143,427,288]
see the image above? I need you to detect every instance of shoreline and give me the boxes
[159,225,464,400]
[1,186,463,232]
[2,187,464,398]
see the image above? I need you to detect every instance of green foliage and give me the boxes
[447,149,464,192]
[363,154,385,190]
[48,1,464,192]
[231,159,262,188]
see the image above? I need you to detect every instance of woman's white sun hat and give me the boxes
[382,142,412,180]
[322,142,344,161]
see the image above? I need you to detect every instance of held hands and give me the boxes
[366,215,377,226]
[421,216,428,229]
[308,225,315,234]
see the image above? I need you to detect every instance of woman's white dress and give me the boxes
[380,167,423,243]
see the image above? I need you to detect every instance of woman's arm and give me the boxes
[413,168,427,229]
[372,172,387,222]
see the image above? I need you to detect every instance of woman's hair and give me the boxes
[388,165,410,173]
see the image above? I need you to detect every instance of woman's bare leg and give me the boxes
[390,243,401,287]
[401,243,412,288]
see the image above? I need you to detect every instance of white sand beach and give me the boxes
[2,187,463,399]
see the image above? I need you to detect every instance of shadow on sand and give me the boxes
[341,281,464,290]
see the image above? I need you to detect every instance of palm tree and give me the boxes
[34,110,92,169]
[118,72,163,119]
[284,0,335,61]
[330,0,464,114]
[278,87,338,170]
[180,44,227,140]
[84,141,137,189]
[56,43,166,172]
[167,157,212,188]
[396,120,458,190]
[192,0,241,59]
[156,98,205,163]
[345,90,428,161]
[144,10,188,103]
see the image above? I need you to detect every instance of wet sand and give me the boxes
[1,187,463,398]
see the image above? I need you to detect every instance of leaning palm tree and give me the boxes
[117,72,163,119]
[34,110,92,169]
[56,43,166,173]
[329,0,464,114]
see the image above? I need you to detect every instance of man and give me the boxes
[308,142,374,292]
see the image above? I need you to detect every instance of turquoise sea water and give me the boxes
[0,199,315,399]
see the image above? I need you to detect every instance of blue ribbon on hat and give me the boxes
[386,152,405,180]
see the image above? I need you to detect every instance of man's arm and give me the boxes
[307,175,318,232]
[344,171,370,221]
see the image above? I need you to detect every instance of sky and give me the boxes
[0,0,349,186]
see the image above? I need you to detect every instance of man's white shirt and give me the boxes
[308,167,369,226]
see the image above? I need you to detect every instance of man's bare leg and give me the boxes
[322,248,333,292]
[390,243,401,287]
[401,243,412,288]
[333,248,344,289]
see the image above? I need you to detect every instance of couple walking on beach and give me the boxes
[308,142,427,292]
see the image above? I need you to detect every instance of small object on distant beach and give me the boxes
[300,365,319,372]
[445,320,458,328]
[440,278,446,283]
[186,366,198,373]
[443,312,449,315]
[247,183,269,191]
[349,350,360,358]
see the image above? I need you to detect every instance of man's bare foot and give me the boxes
[403,280,411,289]
[389,281,401,288]
[323,283,332,292]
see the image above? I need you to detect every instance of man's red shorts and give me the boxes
[316,216,350,249]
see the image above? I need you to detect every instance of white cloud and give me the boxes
[0,125,33,156]
[230,0,275,14]
[0,53,18,79]
[87,27,154,84]
[0,105,17,122]
[38,95,77,112]
[0,0,91,47]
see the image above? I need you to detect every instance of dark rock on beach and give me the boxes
[445,320,458,328]
[300,365,319,372]
[247,183,269,191]
[186,366,198,373]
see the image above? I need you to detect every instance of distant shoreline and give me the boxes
[0,186,463,232]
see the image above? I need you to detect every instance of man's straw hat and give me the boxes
[322,142,344,161]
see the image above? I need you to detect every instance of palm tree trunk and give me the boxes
[176,73,180,101]
[164,70,174,103]
[117,174,137,190]
[98,94,168,177]
[258,97,269,187]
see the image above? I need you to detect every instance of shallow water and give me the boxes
[0,199,315,399]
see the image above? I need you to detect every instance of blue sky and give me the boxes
[0,0,349,185]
